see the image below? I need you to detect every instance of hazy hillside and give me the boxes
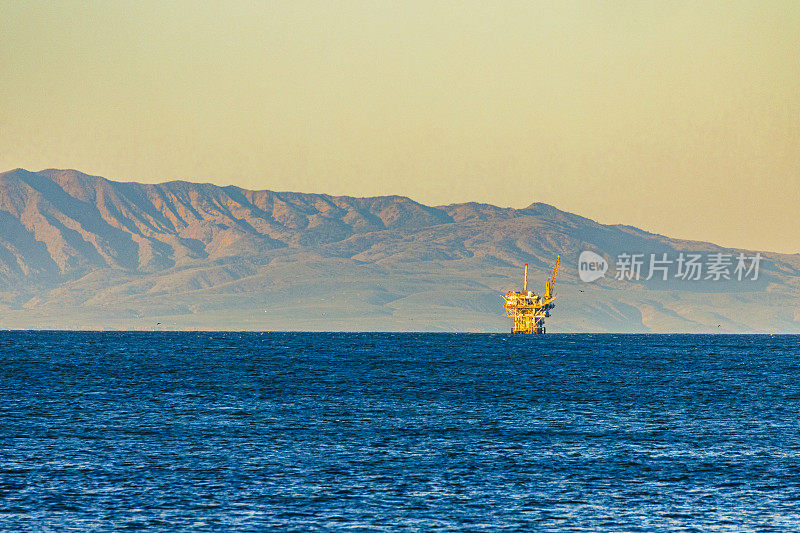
[1,168,799,332]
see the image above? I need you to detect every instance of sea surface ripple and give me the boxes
[1,332,800,531]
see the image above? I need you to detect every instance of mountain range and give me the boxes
[1,168,799,332]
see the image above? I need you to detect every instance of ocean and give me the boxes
[1,332,799,531]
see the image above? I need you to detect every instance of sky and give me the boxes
[2,1,799,253]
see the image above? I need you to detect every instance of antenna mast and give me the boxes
[523,263,528,292]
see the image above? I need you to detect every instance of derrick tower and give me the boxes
[501,255,560,334]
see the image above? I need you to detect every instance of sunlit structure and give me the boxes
[501,255,561,334]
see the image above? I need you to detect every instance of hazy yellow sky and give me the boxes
[2,1,799,252]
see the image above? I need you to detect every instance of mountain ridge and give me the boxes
[0,168,798,333]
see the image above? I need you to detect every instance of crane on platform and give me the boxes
[501,255,560,334]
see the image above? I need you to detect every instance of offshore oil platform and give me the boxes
[501,255,561,334]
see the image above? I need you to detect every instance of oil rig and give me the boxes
[501,255,560,334]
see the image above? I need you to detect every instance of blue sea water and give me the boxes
[1,332,800,532]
